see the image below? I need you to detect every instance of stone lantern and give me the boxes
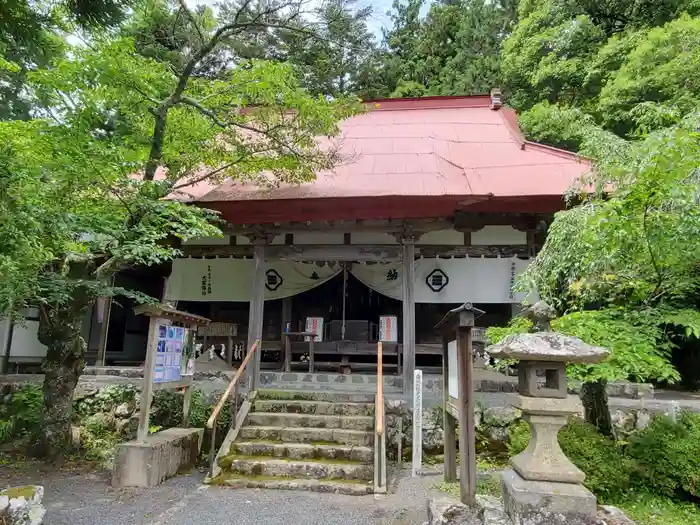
[487,326,609,525]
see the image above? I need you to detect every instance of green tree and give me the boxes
[596,15,700,136]
[381,0,516,96]
[416,0,516,95]
[382,0,425,91]
[503,0,700,135]
[517,114,700,433]
[283,0,379,97]
[0,0,139,121]
[1,1,359,457]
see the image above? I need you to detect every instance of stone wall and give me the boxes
[385,399,665,458]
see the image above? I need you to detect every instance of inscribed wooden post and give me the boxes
[412,369,423,477]
[402,239,416,396]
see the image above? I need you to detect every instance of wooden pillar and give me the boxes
[246,242,266,390]
[443,333,457,482]
[457,327,476,505]
[96,297,113,366]
[137,317,159,442]
[281,297,292,334]
[401,238,416,396]
[281,297,292,371]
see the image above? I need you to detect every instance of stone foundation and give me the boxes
[0,485,45,525]
[112,427,203,488]
[500,469,597,525]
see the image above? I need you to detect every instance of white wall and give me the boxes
[351,232,398,244]
[182,235,230,245]
[294,232,345,244]
[471,226,526,245]
[418,229,465,245]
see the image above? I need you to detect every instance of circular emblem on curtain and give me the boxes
[426,268,449,292]
[265,269,283,291]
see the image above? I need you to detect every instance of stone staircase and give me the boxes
[213,389,377,495]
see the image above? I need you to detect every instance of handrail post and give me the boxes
[375,341,386,493]
[206,339,259,479]
[208,424,217,478]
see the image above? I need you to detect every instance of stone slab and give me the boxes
[487,333,609,364]
[0,485,45,525]
[501,469,597,525]
[508,394,582,417]
[112,427,203,488]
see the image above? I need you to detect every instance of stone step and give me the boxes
[256,389,375,404]
[253,399,375,417]
[247,412,374,431]
[216,476,373,496]
[222,457,374,481]
[238,426,374,447]
[231,441,373,463]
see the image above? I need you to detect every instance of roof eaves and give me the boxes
[522,141,591,163]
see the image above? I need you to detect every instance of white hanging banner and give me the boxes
[350,257,531,304]
[164,258,342,302]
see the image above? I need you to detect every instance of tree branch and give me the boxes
[642,189,664,304]
[143,0,312,181]
[177,0,206,45]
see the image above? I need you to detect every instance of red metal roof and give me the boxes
[182,96,590,224]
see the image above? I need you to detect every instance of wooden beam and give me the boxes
[222,217,454,235]
[182,244,531,259]
[246,243,265,389]
[402,239,416,397]
[453,212,551,232]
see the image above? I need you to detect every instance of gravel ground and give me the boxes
[0,463,439,525]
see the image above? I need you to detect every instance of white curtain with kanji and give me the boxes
[164,258,341,302]
[350,257,532,303]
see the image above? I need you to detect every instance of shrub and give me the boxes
[150,389,232,432]
[628,412,700,500]
[0,385,43,443]
[74,384,138,419]
[506,420,530,456]
[559,419,635,501]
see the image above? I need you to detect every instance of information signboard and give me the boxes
[154,324,185,383]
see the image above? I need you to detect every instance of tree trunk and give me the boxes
[37,301,90,459]
[580,379,613,437]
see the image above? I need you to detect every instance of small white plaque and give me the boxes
[305,317,323,342]
[379,315,398,342]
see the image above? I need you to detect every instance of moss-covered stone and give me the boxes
[0,485,39,500]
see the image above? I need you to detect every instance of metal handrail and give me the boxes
[207,339,259,477]
[376,341,384,436]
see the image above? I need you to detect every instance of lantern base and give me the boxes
[501,469,597,525]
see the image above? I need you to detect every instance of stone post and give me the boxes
[487,330,609,525]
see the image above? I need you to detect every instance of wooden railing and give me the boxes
[207,339,259,477]
[374,341,387,493]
